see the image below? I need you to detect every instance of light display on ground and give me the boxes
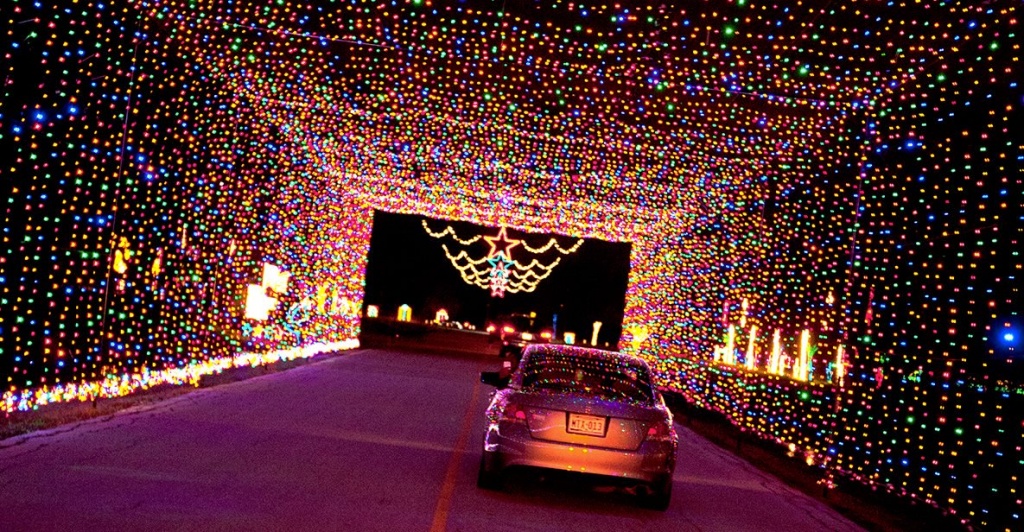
[0,1,1019,528]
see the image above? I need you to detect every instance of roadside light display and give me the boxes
[0,1,1019,528]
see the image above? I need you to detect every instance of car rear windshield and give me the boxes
[520,349,654,404]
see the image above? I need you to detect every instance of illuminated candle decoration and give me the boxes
[770,330,784,375]
[745,325,758,371]
[0,1,1019,528]
[397,305,412,323]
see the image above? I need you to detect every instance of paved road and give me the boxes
[0,349,864,531]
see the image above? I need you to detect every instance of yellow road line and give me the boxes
[430,377,482,532]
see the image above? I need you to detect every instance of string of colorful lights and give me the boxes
[0,1,1019,528]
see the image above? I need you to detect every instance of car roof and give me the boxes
[521,343,649,368]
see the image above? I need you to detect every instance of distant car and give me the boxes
[477,344,678,510]
[487,313,552,358]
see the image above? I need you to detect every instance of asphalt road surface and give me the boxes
[0,349,864,531]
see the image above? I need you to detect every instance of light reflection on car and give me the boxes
[477,344,678,510]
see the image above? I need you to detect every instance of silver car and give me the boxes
[478,344,678,510]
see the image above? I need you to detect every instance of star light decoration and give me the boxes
[423,221,582,297]
[484,227,519,297]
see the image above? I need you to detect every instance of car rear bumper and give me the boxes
[483,425,675,483]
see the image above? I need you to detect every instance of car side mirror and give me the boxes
[481,371,510,389]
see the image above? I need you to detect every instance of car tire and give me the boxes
[640,473,672,511]
[477,453,502,490]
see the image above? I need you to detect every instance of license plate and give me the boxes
[567,413,606,437]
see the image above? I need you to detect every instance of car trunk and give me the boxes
[511,392,663,451]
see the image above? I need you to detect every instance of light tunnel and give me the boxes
[1,1,1020,528]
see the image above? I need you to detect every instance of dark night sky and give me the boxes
[363,210,632,347]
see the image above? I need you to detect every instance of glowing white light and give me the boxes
[769,329,782,374]
[835,345,846,387]
[723,324,736,365]
[746,325,758,370]
[262,263,290,294]
[245,284,277,321]
[795,329,810,382]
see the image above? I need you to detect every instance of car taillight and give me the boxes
[501,402,528,424]
[646,421,674,442]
